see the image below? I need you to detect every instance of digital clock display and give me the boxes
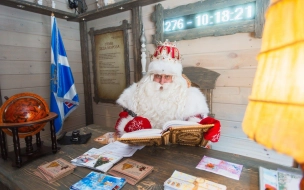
[164,2,255,33]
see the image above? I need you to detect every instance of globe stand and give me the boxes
[0,112,60,168]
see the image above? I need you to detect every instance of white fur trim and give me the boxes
[183,87,209,119]
[116,115,133,135]
[187,117,201,123]
[148,60,182,76]
[116,83,137,111]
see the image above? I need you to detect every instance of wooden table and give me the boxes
[0,124,300,190]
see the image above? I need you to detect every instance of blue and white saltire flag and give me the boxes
[50,15,79,135]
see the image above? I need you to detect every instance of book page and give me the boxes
[164,177,195,190]
[162,120,202,131]
[81,152,122,172]
[71,148,123,172]
[171,170,197,183]
[278,170,301,190]
[71,148,100,166]
[120,129,162,138]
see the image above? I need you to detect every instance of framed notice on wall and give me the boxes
[152,0,270,43]
[89,20,131,104]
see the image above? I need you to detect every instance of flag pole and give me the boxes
[50,12,79,135]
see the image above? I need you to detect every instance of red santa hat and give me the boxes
[148,39,183,76]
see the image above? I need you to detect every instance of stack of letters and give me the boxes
[108,158,154,185]
[34,158,76,183]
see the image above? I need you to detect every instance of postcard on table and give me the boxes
[70,171,126,190]
[196,156,243,180]
[259,167,278,190]
[94,132,118,144]
[98,141,140,157]
[108,159,154,185]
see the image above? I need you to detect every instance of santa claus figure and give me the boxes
[114,40,220,143]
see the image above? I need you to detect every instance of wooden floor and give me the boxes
[0,124,301,190]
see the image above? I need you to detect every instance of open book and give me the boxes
[71,148,123,172]
[259,166,302,190]
[118,120,214,146]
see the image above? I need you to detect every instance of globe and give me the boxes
[0,92,49,138]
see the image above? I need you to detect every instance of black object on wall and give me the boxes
[68,0,87,14]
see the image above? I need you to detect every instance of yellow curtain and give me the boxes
[242,0,304,163]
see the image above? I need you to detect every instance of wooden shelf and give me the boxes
[71,0,164,22]
[0,0,77,21]
[0,0,165,22]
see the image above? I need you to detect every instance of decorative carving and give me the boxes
[140,27,147,76]
[176,132,202,144]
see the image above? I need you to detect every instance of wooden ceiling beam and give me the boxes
[0,0,165,22]
[71,0,165,22]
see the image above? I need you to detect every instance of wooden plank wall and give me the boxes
[86,0,293,166]
[0,4,86,151]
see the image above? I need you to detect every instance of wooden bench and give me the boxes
[183,66,220,118]
[183,67,220,146]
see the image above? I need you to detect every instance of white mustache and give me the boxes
[152,82,171,90]
[144,82,173,97]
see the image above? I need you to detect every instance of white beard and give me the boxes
[133,75,188,129]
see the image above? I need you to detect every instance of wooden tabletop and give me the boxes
[0,124,300,190]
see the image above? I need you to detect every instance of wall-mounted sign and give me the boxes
[164,2,255,33]
[89,20,131,104]
[152,0,269,43]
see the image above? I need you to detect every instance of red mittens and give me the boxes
[199,117,221,142]
[119,111,129,118]
[114,111,152,135]
[124,116,152,132]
